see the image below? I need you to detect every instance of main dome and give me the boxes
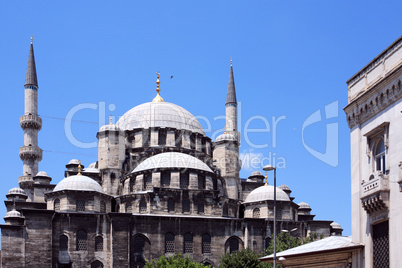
[116,102,205,135]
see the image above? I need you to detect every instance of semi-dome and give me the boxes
[116,102,205,135]
[7,187,27,196]
[298,202,310,209]
[132,152,213,174]
[53,175,104,193]
[244,185,290,203]
[215,133,236,142]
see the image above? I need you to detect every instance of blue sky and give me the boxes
[1,1,402,236]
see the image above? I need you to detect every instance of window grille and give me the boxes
[165,233,175,253]
[197,202,204,214]
[161,171,170,187]
[95,236,103,252]
[139,200,147,213]
[145,174,152,190]
[182,199,190,213]
[373,220,389,268]
[202,234,211,254]
[91,261,104,268]
[126,203,132,213]
[59,235,68,251]
[168,199,175,213]
[180,173,189,189]
[54,199,60,211]
[253,208,260,218]
[184,233,193,254]
[76,230,87,251]
[100,201,106,213]
[229,237,239,253]
[76,200,85,212]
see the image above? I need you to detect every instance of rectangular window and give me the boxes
[76,200,85,212]
[373,220,389,268]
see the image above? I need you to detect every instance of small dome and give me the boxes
[244,185,290,203]
[279,184,290,191]
[132,152,213,174]
[331,222,342,229]
[87,162,97,169]
[36,171,49,177]
[83,162,100,173]
[68,159,80,165]
[99,123,121,132]
[215,133,236,142]
[4,209,23,218]
[251,171,263,177]
[7,187,27,196]
[298,202,310,209]
[53,175,104,193]
[116,102,205,135]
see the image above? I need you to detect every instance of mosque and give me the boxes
[0,38,342,268]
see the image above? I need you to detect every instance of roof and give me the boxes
[298,202,310,209]
[7,187,27,196]
[116,102,205,135]
[226,64,237,105]
[53,175,104,193]
[36,171,50,177]
[250,171,263,177]
[25,42,38,88]
[244,185,290,203]
[4,209,23,219]
[132,152,213,174]
[260,236,363,261]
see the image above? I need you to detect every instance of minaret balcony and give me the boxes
[361,171,389,214]
[18,175,33,188]
[20,114,42,130]
[19,146,42,161]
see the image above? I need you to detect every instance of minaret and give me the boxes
[226,58,239,141]
[19,35,43,195]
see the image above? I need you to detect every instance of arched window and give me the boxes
[183,233,193,254]
[253,208,260,218]
[76,230,87,251]
[182,199,190,213]
[139,199,147,213]
[126,203,132,213]
[91,260,104,268]
[133,235,145,255]
[76,199,85,212]
[222,203,228,217]
[95,236,103,252]
[165,232,175,253]
[54,199,60,212]
[202,233,211,254]
[100,200,106,213]
[197,202,204,214]
[180,172,189,189]
[168,199,175,213]
[59,235,68,251]
[229,237,239,253]
[374,138,386,173]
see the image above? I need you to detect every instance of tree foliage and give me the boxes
[217,248,269,268]
[144,254,211,268]
[265,232,323,256]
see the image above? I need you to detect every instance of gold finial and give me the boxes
[152,72,165,102]
[230,57,232,66]
[264,171,268,186]
[109,115,113,125]
[78,160,82,175]
[30,34,33,44]
[224,125,227,134]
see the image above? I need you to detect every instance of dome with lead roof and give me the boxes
[53,175,104,193]
[330,222,342,229]
[298,202,310,209]
[4,209,23,218]
[244,185,290,203]
[99,123,122,133]
[116,102,205,135]
[7,187,27,196]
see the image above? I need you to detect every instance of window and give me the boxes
[365,122,389,174]
[182,199,190,213]
[142,129,150,147]
[183,233,193,254]
[130,177,135,193]
[373,220,389,267]
[197,202,204,214]
[91,261,104,268]
[76,230,87,251]
[253,208,260,218]
[161,171,170,187]
[133,235,145,255]
[180,172,189,189]
[190,134,196,150]
[95,236,103,252]
[165,232,175,253]
[158,128,167,146]
[100,200,106,213]
[145,173,152,190]
[222,203,228,217]
[175,131,182,147]
[139,199,147,213]
[374,138,386,173]
[76,200,85,212]
[198,174,205,190]
[229,237,239,253]
[253,241,257,251]
[59,235,68,251]
[168,199,175,213]
[126,203,132,213]
[202,234,211,254]
[54,199,60,211]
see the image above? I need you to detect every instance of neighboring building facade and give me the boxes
[344,36,402,267]
[1,40,342,268]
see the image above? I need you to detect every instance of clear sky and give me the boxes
[1,0,402,236]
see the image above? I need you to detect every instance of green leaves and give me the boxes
[144,254,211,268]
[217,248,269,268]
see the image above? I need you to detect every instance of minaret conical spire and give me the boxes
[226,57,237,105]
[24,35,38,88]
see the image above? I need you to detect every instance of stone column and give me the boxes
[171,171,180,188]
